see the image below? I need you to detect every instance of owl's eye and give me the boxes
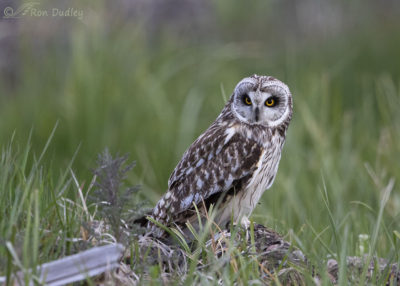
[265,97,277,107]
[242,94,252,105]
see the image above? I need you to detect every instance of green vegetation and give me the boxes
[0,1,399,284]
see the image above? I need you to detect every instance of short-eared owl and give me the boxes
[149,75,293,237]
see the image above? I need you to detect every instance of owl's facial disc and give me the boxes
[232,77,291,127]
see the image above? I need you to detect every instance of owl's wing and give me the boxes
[153,125,263,221]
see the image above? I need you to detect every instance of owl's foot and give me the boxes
[240,216,251,229]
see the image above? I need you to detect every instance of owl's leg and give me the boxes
[240,215,251,241]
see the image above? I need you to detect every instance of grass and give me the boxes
[0,2,400,284]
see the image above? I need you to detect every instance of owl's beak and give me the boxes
[254,107,260,122]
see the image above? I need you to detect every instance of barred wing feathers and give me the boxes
[152,124,263,224]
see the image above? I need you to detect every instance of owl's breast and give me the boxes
[239,134,284,212]
[215,134,284,226]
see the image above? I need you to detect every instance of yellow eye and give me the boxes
[265,97,275,107]
[243,95,252,105]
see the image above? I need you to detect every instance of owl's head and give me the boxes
[231,75,293,127]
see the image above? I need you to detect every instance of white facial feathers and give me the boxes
[231,75,292,127]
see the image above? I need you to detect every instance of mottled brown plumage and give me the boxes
[148,75,293,237]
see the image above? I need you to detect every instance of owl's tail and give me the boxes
[133,212,151,227]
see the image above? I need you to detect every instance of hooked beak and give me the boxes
[254,107,259,122]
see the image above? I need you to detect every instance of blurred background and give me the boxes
[0,0,399,259]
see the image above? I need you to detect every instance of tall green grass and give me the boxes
[0,125,85,282]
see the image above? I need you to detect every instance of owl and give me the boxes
[148,75,293,238]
